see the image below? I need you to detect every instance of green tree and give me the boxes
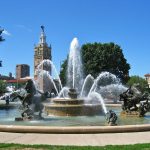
[0,27,5,42]
[0,27,5,67]
[59,59,68,86]
[0,80,6,95]
[127,75,148,92]
[60,42,130,85]
[81,42,130,83]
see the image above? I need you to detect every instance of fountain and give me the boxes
[39,38,126,117]
[0,37,150,132]
[0,38,123,119]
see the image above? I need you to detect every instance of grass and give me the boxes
[0,143,150,150]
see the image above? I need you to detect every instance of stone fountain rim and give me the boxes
[51,98,84,101]
[0,124,150,134]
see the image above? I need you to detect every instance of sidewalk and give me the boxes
[0,131,150,146]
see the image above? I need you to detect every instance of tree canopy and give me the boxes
[60,42,130,85]
[0,27,5,42]
[0,80,6,95]
[127,75,148,92]
[60,59,68,86]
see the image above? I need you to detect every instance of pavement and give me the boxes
[0,131,150,146]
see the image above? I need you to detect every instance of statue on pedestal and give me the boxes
[119,85,150,117]
[13,79,48,121]
[106,110,117,126]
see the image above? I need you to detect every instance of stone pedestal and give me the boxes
[120,111,140,117]
[68,88,78,99]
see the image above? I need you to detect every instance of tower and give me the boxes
[34,26,52,78]
[34,26,52,92]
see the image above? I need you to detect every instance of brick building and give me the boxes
[16,64,30,79]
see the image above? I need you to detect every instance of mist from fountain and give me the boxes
[88,72,120,97]
[97,84,127,101]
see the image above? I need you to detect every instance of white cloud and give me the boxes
[16,24,32,32]
[3,30,11,36]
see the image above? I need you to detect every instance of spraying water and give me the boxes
[38,70,59,95]
[0,89,21,100]
[80,74,94,97]
[58,87,69,98]
[88,92,107,114]
[37,59,63,90]
[98,84,127,101]
[88,72,120,97]
[67,38,84,91]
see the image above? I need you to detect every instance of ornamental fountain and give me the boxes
[34,38,126,117]
[0,37,150,129]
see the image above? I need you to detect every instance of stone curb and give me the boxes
[0,124,150,134]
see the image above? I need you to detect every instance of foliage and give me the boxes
[0,27,5,42]
[127,75,148,92]
[59,59,68,86]
[0,27,5,68]
[0,80,6,95]
[60,42,130,85]
[81,42,130,83]
[0,143,150,150]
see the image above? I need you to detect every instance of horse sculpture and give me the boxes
[119,86,150,116]
[13,79,48,120]
[13,91,47,119]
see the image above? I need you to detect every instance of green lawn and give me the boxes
[0,143,150,150]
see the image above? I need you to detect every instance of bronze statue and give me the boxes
[23,79,36,106]
[106,110,117,126]
[41,25,44,32]
[13,79,47,120]
[119,86,150,117]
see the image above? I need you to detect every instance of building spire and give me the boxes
[39,25,46,44]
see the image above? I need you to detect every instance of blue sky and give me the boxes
[0,0,150,78]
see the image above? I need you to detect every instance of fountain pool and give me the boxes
[1,103,150,127]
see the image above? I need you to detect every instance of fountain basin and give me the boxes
[51,98,84,105]
[1,124,150,133]
[44,103,103,116]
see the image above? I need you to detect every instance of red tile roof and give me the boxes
[6,79,29,83]
[145,74,150,77]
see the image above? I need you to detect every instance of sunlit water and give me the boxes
[0,105,150,126]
